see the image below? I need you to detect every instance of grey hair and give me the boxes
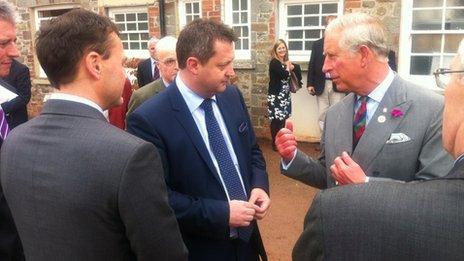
[148,36,159,46]
[325,12,389,59]
[155,36,177,56]
[0,1,18,24]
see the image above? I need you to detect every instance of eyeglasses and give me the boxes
[159,58,177,67]
[433,68,464,89]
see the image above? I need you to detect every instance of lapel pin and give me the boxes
[383,107,387,113]
[377,115,386,123]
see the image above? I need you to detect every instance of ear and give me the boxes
[185,57,200,75]
[84,51,102,80]
[358,45,372,68]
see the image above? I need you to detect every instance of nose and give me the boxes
[322,57,331,74]
[6,41,19,58]
[226,64,235,78]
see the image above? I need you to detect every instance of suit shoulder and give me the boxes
[399,77,444,106]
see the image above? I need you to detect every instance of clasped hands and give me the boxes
[275,119,368,186]
[229,188,270,228]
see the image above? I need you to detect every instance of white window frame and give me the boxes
[399,0,464,90]
[278,0,343,62]
[179,0,202,29]
[224,0,251,60]
[34,5,79,78]
[108,6,150,58]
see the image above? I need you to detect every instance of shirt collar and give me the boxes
[48,93,105,116]
[176,75,216,114]
[150,57,157,65]
[357,68,395,103]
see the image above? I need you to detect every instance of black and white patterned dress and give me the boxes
[267,58,292,121]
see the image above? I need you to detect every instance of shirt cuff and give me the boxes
[281,150,297,170]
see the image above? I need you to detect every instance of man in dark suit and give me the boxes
[127,19,270,261]
[136,37,160,88]
[292,38,464,261]
[1,9,187,261]
[0,2,25,260]
[127,36,178,116]
[307,15,344,131]
[1,59,31,129]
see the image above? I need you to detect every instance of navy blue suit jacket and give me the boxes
[136,58,159,88]
[127,83,269,260]
[1,60,31,129]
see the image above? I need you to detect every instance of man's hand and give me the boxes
[330,151,367,185]
[275,119,297,163]
[229,200,256,227]
[307,86,316,96]
[248,188,270,220]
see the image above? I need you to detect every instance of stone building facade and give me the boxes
[7,0,463,140]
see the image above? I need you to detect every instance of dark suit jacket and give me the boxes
[1,100,187,261]
[126,78,166,116]
[293,160,464,261]
[307,38,338,95]
[1,60,31,129]
[127,83,269,261]
[136,58,159,88]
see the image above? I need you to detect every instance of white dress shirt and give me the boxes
[48,93,106,118]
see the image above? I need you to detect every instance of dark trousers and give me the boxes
[270,119,285,148]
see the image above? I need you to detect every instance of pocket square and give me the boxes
[386,133,411,144]
[238,122,248,133]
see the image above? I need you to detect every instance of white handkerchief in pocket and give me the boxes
[386,133,411,144]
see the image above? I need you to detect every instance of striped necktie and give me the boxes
[0,108,9,140]
[353,96,368,149]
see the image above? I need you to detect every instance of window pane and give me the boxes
[304,17,319,26]
[233,26,241,37]
[305,29,321,38]
[412,10,442,30]
[126,13,136,21]
[127,23,136,31]
[141,42,147,49]
[413,0,443,7]
[322,3,338,14]
[115,14,125,22]
[120,33,128,40]
[186,3,192,13]
[235,40,242,50]
[444,34,464,52]
[117,23,126,31]
[241,0,247,10]
[243,27,249,37]
[289,30,303,39]
[289,41,303,50]
[233,13,239,23]
[194,3,200,13]
[447,0,464,6]
[187,15,193,23]
[130,42,140,50]
[137,13,147,20]
[123,42,128,49]
[305,41,314,50]
[288,5,302,15]
[411,34,441,52]
[141,33,150,40]
[288,17,301,27]
[241,12,247,23]
[445,9,464,30]
[129,33,139,40]
[138,22,148,30]
[243,39,249,49]
[410,56,435,75]
[304,4,319,15]
[233,0,239,11]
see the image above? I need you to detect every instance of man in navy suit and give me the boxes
[128,19,270,261]
[1,59,31,129]
[136,37,160,88]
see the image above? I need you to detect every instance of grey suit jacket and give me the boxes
[293,161,464,261]
[283,75,453,188]
[127,79,166,116]
[0,100,187,261]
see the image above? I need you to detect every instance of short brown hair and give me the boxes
[176,19,237,69]
[35,9,119,87]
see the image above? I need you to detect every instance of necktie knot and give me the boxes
[200,98,213,113]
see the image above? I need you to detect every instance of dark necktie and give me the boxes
[153,62,159,81]
[0,108,9,140]
[353,96,368,149]
[200,99,253,242]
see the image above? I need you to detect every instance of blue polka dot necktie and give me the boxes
[200,98,253,242]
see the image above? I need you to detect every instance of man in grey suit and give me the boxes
[292,38,464,261]
[276,13,453,188]
[127,36,178,116]
[0,9,187,261]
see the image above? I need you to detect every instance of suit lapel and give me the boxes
[353,76,412,170]
[168,85,224,185]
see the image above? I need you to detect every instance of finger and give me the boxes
[285,119,293,132]
[341,151,356,166]
[248,193,258,205]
